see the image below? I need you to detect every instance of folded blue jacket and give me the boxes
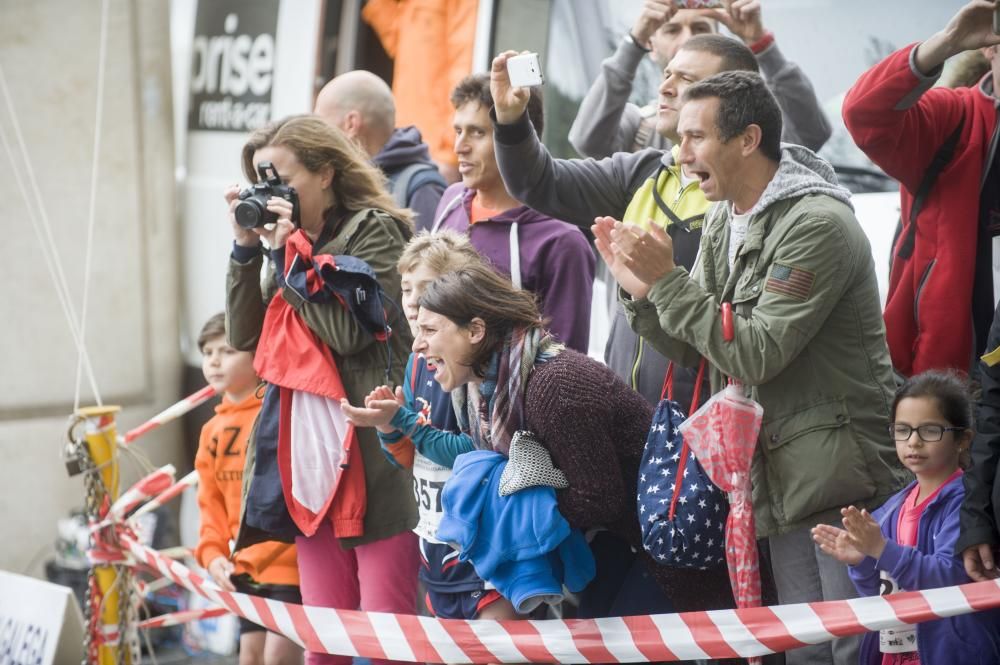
[437,450,595,613]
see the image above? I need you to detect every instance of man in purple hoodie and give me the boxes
[315,70,446,230]
[431,73,595,353]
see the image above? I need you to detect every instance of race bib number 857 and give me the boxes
[412,453,452,543]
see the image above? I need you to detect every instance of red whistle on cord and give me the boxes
[721,302,734,342]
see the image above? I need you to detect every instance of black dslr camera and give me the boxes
[234,161,300,229]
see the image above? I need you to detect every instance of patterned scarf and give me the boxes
[452,327,563,455]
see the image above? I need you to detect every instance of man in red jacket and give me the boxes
[843,0,1000,377]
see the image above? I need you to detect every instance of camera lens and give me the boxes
[234,199,265,229]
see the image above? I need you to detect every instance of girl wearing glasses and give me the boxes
[812,370,1000,664]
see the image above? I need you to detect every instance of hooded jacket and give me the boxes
[194,392,299,586]
[431,183,595,354]
[623,145,909,537]
[436,449,595,614]
[850,474,1000,665]
[843,43,1000,376]
[373,126,446,231]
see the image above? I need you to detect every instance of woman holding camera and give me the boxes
[225,115,417,665]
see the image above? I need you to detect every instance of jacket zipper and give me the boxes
[631,337,644,391]
[673,179,696,206]
[914,259,936,334]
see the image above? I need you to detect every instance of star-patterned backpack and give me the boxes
[638,358,728,569]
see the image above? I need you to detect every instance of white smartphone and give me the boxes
[506,52,544,88]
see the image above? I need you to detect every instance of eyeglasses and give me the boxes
[888,423,965,442]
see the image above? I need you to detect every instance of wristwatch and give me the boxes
[624,31,651,53]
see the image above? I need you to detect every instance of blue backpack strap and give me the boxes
[405,165,446,201]
[390,163,445,207]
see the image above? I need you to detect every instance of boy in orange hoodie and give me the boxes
[194,313,303,665]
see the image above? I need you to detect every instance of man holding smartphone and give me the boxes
[844,0,1000,589]
[568,0,830,160]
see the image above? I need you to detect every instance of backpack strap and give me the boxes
[660,357,707,412]
[896,117,965,260]
[665,357,707,522]
[407,165,446,201]
[650,163,706,232]
[390,163,438,207]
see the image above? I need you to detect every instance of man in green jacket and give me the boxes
[595,71,907,665]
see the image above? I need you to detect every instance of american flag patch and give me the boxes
[764,263,814,301]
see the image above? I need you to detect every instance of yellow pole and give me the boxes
[77,405,128,665]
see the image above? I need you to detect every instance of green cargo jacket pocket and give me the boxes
[731,271,764,306]
[760,396,877,526]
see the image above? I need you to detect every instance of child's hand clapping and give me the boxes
[812,506,887,565]
[811,523,865,566]
[341,385,405,434]
[841,506,887,559]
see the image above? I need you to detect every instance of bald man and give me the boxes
[315,71,446,230]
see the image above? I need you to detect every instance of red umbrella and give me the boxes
[678,304,765,615]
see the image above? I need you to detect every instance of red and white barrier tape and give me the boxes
[120,535,1000,662]
[97,624,121,646]
[127,470,198,523]
[137,576,174,596]
[96,465,176,530]
[138,607,230,630]
[122,385,215,444]
[88,521,133,565]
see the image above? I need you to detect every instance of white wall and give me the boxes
[0,0,184,576]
